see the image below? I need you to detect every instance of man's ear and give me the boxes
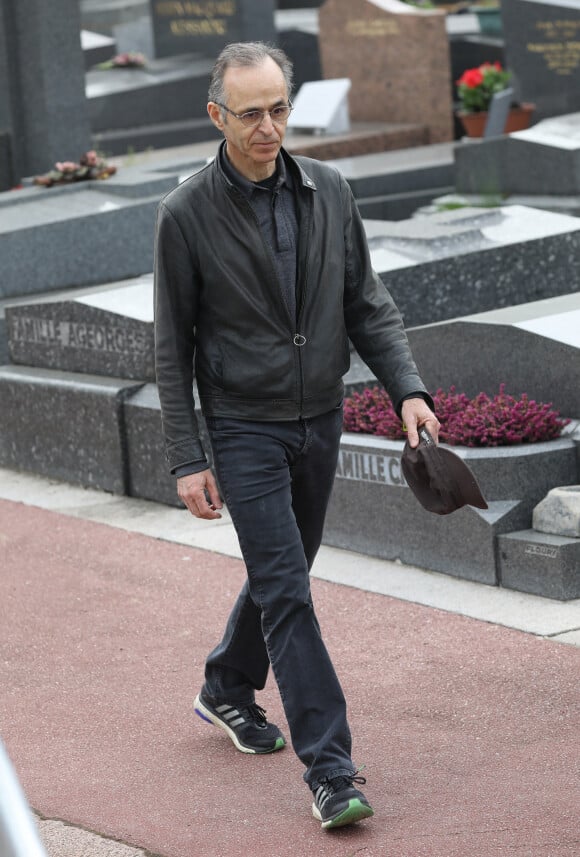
[208,102,225,132]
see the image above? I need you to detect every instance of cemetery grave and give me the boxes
[1,0,579,599]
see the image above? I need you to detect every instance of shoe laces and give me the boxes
[319,769,367,794]
[240,702,268,727]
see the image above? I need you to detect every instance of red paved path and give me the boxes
[1,499,579,857]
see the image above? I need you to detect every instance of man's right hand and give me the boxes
[177,469,223,520]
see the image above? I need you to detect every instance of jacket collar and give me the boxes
[215,140,317,194]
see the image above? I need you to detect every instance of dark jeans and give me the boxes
[202,408,354,789]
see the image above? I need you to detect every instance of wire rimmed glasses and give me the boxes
[216,102,293,127]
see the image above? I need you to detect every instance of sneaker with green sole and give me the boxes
[312,771,374,829]
[194,692,286,755]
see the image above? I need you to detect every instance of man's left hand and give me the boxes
[401,397,440,448]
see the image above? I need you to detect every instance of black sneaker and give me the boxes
[194,692,286,755]
[312,771,374,829]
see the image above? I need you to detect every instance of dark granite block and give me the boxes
[405,292,580,420]
[278,29,322,92]
[497,530,580,600]
[0,186,160,300]
[322,435,526,584]
[87,56,214,132]
[0,131,15,192]
[368,205,580,327]
[124,383,212,507]
[5,278,155,380]
[454,114,580,196]
[332,144,455,199]
[151,0,276,59]
[0,365,143,493]
[323,434,577,583]
[501,0,580,121]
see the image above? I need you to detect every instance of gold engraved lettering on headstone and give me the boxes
[527,18,580,75]
[155,1,235,16]
[170,18,227,35]
[345,18,400,38]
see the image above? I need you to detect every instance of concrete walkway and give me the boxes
[1,466,579,857]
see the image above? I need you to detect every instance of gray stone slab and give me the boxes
[0,365,143,493]
[81,28,117,69]
[86,54,215,132]
[501,0,580,121]
[330,142,455,197]
[404,292,580,420]
[124,383,212,507]
[498,529,580,600]
[0,187,156,299]
[368,205,580,327]
[0,158,206,300]
[323,433,578,583]
[5,277,154,380]
[151,0,276,59]
[454,112,580,195]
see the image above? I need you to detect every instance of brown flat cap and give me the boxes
[401,427,488,515]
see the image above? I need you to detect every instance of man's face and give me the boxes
[208,56,290,181]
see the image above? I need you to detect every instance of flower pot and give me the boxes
[457,102,536,138]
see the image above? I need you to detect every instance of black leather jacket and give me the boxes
[154,147,431,473]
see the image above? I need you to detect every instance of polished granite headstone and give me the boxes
[405,292,580,420]
[454,113,580,196]
[367,205,580,327]
[501,0,580,121]
[0,0,91,182]
[5,277,155,381]
[151,0,276,58]
[323,434,578,584]
[318,0,453,143]
[0,365,143,493]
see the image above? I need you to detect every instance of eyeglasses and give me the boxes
[216,102,293,128]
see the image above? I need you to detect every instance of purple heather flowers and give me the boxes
[343,384,569,447]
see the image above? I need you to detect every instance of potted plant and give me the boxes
[455,62,535,137]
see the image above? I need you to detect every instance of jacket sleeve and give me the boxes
[340,176,434,415]
[154,200,209,473]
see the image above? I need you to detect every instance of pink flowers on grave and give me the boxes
[54,161,79,174]
[97,51,147,70]
[343,385,569,447]
[33,151,117,188]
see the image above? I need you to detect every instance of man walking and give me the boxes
[154,41,439,829]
